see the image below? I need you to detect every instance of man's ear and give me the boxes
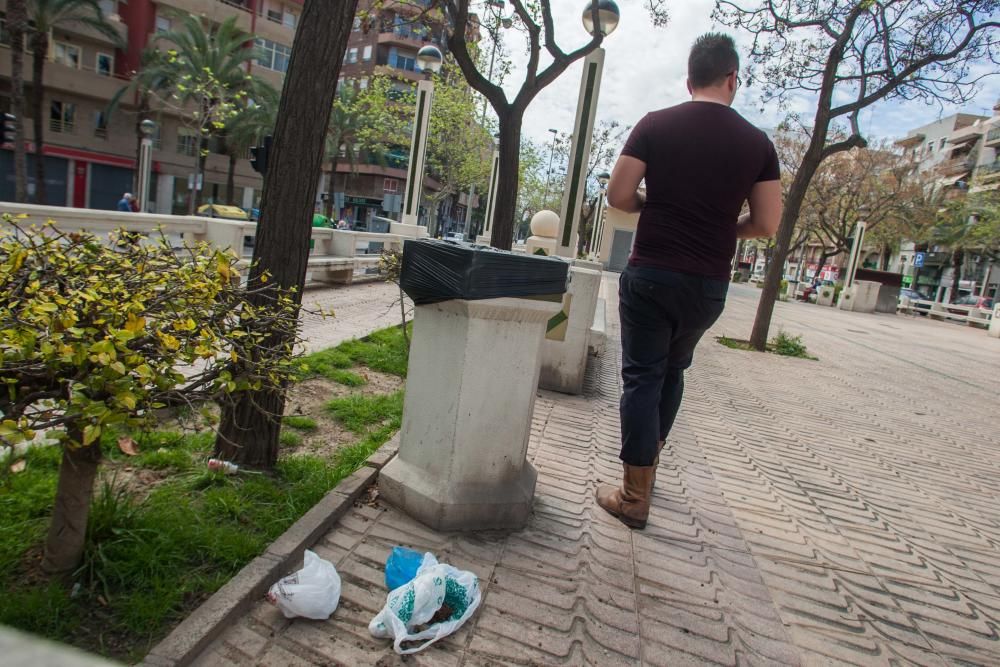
[686,78,692,95]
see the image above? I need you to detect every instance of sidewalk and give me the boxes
[194,277,1000,666]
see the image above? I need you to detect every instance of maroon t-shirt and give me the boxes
[620,101,779,280]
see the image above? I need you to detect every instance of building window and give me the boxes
[939,137,946,150]
[53,42,81,68]
[383,178,399,193]
[50,100,75,133]
[347,47,358,64]
[283,11,296,28]
[155,15,171,33]
[267,8,282,23]
[362,45,372,61]
[177,130,198,157]
[93,110,108,139]
[97,0,116,17]
[352,17,361,31]
[0,14,10,45]
[96,52,113,76]
[255,38,291,73]
[359,77,369,89]
[394,53,416,71]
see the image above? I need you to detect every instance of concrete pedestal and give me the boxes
[475,235,490,246]
[540,267,602,394]
[378,296,563,531]
[989,304,1000,338]
[817,286,836,307]
[838,280,879,313]
[525,236,556,256]
[390,222,428,239]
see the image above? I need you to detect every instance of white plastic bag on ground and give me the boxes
[369,553,482,654]
[267,550,342,620]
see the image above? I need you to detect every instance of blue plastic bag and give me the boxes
[385,546,424,591]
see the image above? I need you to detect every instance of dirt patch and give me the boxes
[281,371,403,457]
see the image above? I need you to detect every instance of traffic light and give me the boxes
[249,135,273,175]
[1,113,16,146]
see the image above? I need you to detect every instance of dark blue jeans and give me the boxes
[618,266,727,466]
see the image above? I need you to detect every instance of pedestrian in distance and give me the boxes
[117,193,134,212]
[596,33,783,529]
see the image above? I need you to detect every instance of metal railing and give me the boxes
[49,118,74,134]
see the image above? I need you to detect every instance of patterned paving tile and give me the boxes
[193,278,1000,665]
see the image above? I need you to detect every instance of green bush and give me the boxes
[771,331,816,359]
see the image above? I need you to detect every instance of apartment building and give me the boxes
[0,0,473,227]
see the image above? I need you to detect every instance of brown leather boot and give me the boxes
[596,464,655,529]
[652,440,666,488]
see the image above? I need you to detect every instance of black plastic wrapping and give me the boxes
[399,239,569,305]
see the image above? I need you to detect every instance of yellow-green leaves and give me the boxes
[0,224,302,449]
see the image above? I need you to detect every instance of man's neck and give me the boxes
[690,90,731,106]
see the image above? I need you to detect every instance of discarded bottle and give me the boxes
[207,458,239,475]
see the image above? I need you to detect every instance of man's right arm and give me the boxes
[736,179,782,239]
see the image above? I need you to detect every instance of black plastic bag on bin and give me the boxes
[399,239,569,305]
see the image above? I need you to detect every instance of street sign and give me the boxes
[914,252,926,268]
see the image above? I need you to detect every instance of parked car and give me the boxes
[949,294,994,313]
[898,288,932,315]
[196,204,249,220]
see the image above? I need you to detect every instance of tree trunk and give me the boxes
[950,248,964,302]
[323,156,339,220]
[8,0,29,202]
[41,428,101,576]
[30,33,48,205]
[489,112,522,250]
[750,138,826,350]
[226,152,237,205]
[215,0,358,468]
[190,134,208,213]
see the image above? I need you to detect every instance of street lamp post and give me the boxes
[137,119,157,213]
[589,170,610,259]
[844,206,869,289]
[555,0,620,258]
[542,128,558,205]
[401,45,443,228]
[481,133,501,243]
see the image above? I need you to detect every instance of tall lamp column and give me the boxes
[555,0,620,258]
[401,46,443,228]
[137,119,157,213]
[590,170,610,259]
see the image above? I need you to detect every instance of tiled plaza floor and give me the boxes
[197,277,1000,666]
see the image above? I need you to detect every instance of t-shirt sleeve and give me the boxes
[620,114,651,163]
[757,138,780,182]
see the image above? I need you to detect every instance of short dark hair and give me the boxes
[688,33,739,89]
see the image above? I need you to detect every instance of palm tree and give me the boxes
[7,0,29,201]
[117,14,261,213]
[221,85,278,205]
[323,85,367,220]
[26,0,123,204]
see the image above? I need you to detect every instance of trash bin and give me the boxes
[379,240,570,531]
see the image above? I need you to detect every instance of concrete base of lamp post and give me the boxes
[378,296,563,532]
[539,267,602,395]
[837,280,880,313]
[989,304,1000,338]
[390,222,428,239]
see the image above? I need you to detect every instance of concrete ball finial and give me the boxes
[530,210,559,239]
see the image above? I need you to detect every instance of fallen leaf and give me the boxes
[10,460,26,474]
[97,595,108,607]
[118,436,140,457]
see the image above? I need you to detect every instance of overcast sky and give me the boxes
[490,0,1000,159]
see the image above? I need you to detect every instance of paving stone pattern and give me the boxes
[196,279,1000,666]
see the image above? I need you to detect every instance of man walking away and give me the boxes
[596,33,782,529]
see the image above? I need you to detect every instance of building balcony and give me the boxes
[153,0,252,32]
[55,13,129,47]
[938,155,975,177]
[0,54,130,102]
[974,161,1000,182]
[894,133,925,149]
[984,126,1000,148]
[374,63,423,84]
[377,30,444,50]
[948,123,985,146]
